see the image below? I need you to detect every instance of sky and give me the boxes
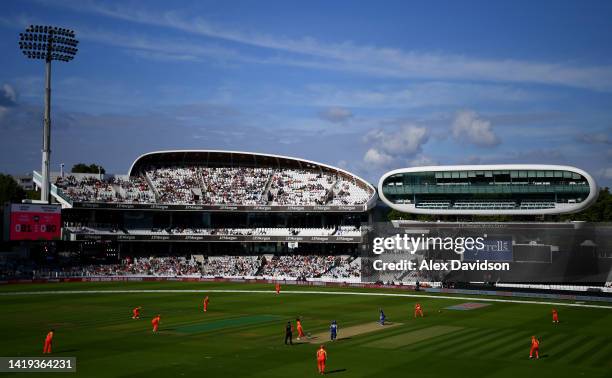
[1,0,612,186]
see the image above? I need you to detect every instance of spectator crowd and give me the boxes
[55,165,373,206]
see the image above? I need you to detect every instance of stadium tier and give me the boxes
[378,164,598,215]
[34,150,376,212]
[2,255,363,283]
[64,225,362,243]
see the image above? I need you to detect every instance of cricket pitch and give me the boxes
[307,321,402,343]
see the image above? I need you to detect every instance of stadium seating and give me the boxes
[55,174,155,203]
[55,254,362,282]
[66,226,361,237]
[55,166,373,206]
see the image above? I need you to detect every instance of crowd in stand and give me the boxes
[324,256,361,280]
[78,256,201,277]
[66,225,361,237]
[55,175,118,202]
[55,174,155,203]
[55,166,373,206]
[259,255,339,279]
[201,256,261,277]
[115,176,155,203]
[26,254,360,281]
[268,170,334,205]
[201,167,271,205]
[147,167,200,203]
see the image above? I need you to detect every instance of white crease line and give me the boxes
[1,289,611,309]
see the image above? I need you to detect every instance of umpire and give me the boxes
[284,321,293,345]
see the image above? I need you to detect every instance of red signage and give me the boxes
[8,204,61,240]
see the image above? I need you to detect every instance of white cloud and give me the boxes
[409,154,438,167]
[362,124,429,169]
[598,167,612,180]
[366,125,429,156]
[0,83,18,122]
[318,107,353,123]
[451,110,500,147]
[363,148,393,167]
[577,132,611,145]
[0,84,17,106]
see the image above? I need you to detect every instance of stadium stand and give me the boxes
[54,166,373,207]
[65,226,362,237]
[54,174,155,203]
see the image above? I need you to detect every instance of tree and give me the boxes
[555,188,612,222]
[71,163,106,174]
[0,173,26,205]
[0,173,27,241]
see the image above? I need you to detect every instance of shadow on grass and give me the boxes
[58,349,79,353]
[326,368,347,374]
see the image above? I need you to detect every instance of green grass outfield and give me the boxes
[0,281,611,377]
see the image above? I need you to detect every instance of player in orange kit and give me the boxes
[203,296,209,312]
[414,303,424,318]
[152,315,161,333]
[275,282,281,294]
[296,318,305,340]
[529,336,540,359]
[43,329,54,354]
[552,308,559,324]
[132,306,142,319]
[316,345,327,375]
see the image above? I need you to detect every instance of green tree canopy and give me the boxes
[71,163,106,174]
[0,173,26,205]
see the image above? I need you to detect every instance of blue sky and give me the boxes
[1,0,612,186]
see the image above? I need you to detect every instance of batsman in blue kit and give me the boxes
[330,320,338,341]
[379,309,386,325]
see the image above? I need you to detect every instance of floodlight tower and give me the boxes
[18,25,79,203]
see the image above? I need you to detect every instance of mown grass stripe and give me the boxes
[486,331,553,359]
[461,328,521,357]
[586,341,612,367]
[477,330,538,359]
[174,315,281,334]
[398,327,476,351]
[414,328,498,355]
[506,332,570,360]
[440,328,514,357]
[349,323,437,347]
[567,338,610,365]
[365,325,463,349]
[540,334,592,361]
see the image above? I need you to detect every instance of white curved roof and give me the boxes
[378,164,598,215]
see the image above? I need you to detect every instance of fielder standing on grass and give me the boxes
[316,345,327,375]
[276,282,281,295]
[152,314,161,333]
[414,303,424,318]
[132,306,142,319]
[379,309,386,325]
[296,318,305,340]
[203,296,209,312]
[552,308,559,323]
[42,329,54,354]
[529,336,540,359]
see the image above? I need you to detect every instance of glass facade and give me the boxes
[382,169,590,210]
